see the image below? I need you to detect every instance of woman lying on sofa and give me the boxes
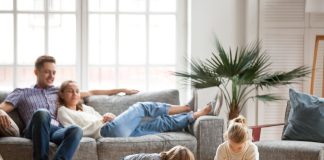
[56,80,216,139]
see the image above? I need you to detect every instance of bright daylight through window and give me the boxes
[0,0,181,91]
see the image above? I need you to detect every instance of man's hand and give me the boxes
[102,112,116,123]
[124,89,139,95]
[0,112,11,128]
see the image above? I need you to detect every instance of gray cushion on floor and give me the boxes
[256,140,324,160]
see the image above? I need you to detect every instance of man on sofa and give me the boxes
[0,55,139,160]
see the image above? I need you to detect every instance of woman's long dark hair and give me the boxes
[57,80,83,114]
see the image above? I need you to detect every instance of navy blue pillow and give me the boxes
[282,89,324,142]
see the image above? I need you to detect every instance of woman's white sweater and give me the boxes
[57,104,104,139]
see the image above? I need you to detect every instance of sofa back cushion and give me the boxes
[83,89,180,115]
[0,91,25,132]
[0,89,180,132]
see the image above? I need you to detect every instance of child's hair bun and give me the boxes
[233,115,246,125]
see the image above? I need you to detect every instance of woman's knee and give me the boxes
[129,102,144,110]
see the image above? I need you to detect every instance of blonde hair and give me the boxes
[160,145,195,160]
[57,80,83,111]
[224,115,249,144]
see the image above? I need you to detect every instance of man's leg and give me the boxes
[50,125,83,160]
[24,109,51,160]
[100,102,169,137]
[24,109,83,160]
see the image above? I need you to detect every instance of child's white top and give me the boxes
[214,141,259,160]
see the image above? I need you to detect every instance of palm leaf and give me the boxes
[254,66,310,89]
[174,38,311,120]
[174,59,222,88]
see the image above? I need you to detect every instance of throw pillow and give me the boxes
[0,110,20,137]
[282,88,324,142]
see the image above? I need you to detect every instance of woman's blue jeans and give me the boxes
[24,109,83,160]
[100,102,194,137]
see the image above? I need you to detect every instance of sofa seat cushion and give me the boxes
[256,140,324,160]
[157,132,197,155]
[73,137,98,160]
[97,132,196,160]
[0,137,56,160]
[0,137,98,160]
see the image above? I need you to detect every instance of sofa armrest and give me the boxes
[191,116,224,160]
[249,123,285,142]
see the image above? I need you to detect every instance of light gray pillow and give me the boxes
[0,110,20,137]
[282,89,324,142]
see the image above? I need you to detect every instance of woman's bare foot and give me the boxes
[193,104,212,119]
[168,105,191,115]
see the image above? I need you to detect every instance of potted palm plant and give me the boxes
[175,40,310,120]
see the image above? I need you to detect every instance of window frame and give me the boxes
[81,0,187,91]
[0,0,187,92]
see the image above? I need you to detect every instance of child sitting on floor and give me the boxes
[214,115,259,160]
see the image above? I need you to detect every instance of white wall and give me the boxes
[189,0,247,60]
[187,0,254,122]
[243,0,259,126]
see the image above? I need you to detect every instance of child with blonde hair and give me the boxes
[214,115,259,160]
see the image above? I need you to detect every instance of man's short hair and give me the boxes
[35,55,56,70]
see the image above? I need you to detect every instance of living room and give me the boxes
[0,0,324,160]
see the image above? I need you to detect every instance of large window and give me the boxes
[0,0,184,91]
[0,0,77,89]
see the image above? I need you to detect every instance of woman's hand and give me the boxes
[124,89,139,95]
[102,112,116,123]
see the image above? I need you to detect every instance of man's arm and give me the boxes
[80,89,139,98]
[0,102,15,128]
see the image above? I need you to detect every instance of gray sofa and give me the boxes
[0,89,224,160]
[255,101,324,160]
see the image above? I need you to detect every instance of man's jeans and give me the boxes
[24,109,83,160]
[100,102,195,137]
